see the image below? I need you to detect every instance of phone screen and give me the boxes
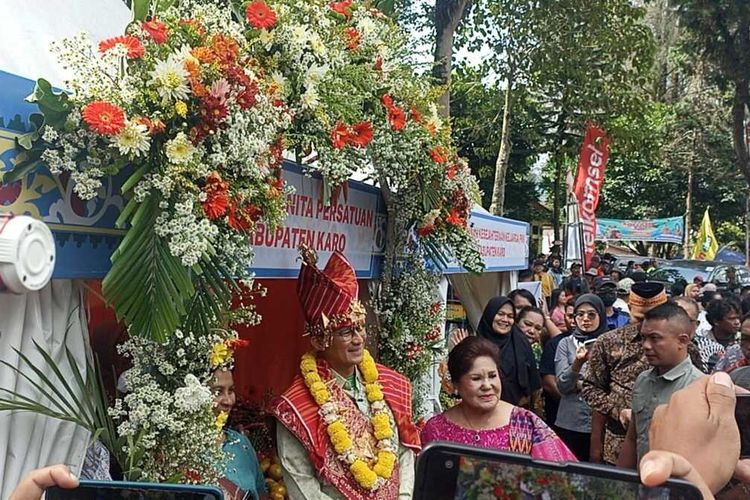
[736,394,750,458]
[415,443,701,500]
[46,482,223,500]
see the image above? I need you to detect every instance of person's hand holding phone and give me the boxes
[642,372,740,496]
[9,465,78,500]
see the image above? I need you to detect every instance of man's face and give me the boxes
[571,266,581,277]
[564,305,576,331]
[319,323,367,371]
[641,318,689,370]
[534,264,544,274]
[716,309,741,338]
[209,369,236,416]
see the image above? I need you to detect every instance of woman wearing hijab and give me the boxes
[554,294,608,461]
[477,296,542,409]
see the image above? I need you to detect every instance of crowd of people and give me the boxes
[9,249,750,499]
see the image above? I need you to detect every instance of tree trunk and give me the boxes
[684,150,694,258]
[553,156,563,241]
[731,79,750,186]
[433,0,472,117]
[489,69,515,216]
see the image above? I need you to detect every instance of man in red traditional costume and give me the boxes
[271,245,421,499]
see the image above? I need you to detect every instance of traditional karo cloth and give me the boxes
[271,357,421,499]
[297,245,363,337]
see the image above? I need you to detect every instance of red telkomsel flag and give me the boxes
[573,125,610,269]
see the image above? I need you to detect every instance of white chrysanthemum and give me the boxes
[290,25,309,46]
[148,55,190,102]
[165,132,196,164]
[305,64,328,85]
[258,29,275,51]
[113,121,150,157]
[300,87,320,110]
[308,34,326,56]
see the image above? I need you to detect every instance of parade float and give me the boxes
[0,0,528,492]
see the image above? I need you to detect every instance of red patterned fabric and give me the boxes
[297,252,358,325]
[270,358,421,497]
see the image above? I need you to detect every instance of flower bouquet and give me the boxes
[9,2,291,341]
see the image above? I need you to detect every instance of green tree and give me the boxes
[458,0,654,232]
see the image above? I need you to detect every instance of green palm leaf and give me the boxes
[103,195,194,342]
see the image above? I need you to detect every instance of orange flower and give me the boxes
[410,107,423,123]
[135,116,166,136]
[201,172,230,220]
[381,94,394,110]
[246,0,277,29]
[387,105,406,131]
[211,33,240,65]
[329,0,353,18]
[344,27,360,50]
[424,122,437,135]
[226,338,250,350]
[98,35,144,58]
[330,122,351,149]
[143,18,168,44]
[430,146,449,164]
[446,209,464,226]
[82,101,126,136]
[191,47,217,64]
[349,121,373,148]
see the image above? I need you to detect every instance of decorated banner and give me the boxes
[691,209,719,261]
[573,125,610,268]
[596,217,684,244]
[251,164,385,278]
[443,208,529,273]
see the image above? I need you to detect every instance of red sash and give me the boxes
[271,359,421,499]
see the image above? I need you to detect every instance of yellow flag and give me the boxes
[690,209,718,260]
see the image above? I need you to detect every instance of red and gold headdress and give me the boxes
[297,244,365,344]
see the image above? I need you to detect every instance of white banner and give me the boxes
[444,208,529,273]
[250,164,386,278]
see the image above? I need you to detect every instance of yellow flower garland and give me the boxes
[300,350,397,491]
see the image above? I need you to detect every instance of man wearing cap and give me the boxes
[595,277,630,331]
[580,282,667,465]
[563,262,589,296]
[271,246,420,499]
[615,278,633,314]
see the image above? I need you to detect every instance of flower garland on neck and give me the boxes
[300,350,397,491]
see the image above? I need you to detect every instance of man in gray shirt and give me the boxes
[617,302,705,468]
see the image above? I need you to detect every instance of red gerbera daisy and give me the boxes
[330,122,351,149]
[329,0,353,18]
[82,101,126,136]
[381,94,394,110]
[201,172,230,219]
[344,27,361,50]
[246,1,278,29]
[143,18,168,44]
[98,35,144,59]
[348,121,373,148]
[387,105,407,131]
[446,209,465,226]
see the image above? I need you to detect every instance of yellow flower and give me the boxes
[350,460,378,490]
[373,451,396,478]
[360,351,379,383]
[210,343,230,367]
[301,355,318,374]
[175,100,188,117]
[215,411,228,432]
[365,384,384,402]
[312,388,329,405]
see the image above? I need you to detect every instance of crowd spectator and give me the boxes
[595,277,630,330]
[554,294,609,460]
[581,282,667,464]
[616,303,704,468]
